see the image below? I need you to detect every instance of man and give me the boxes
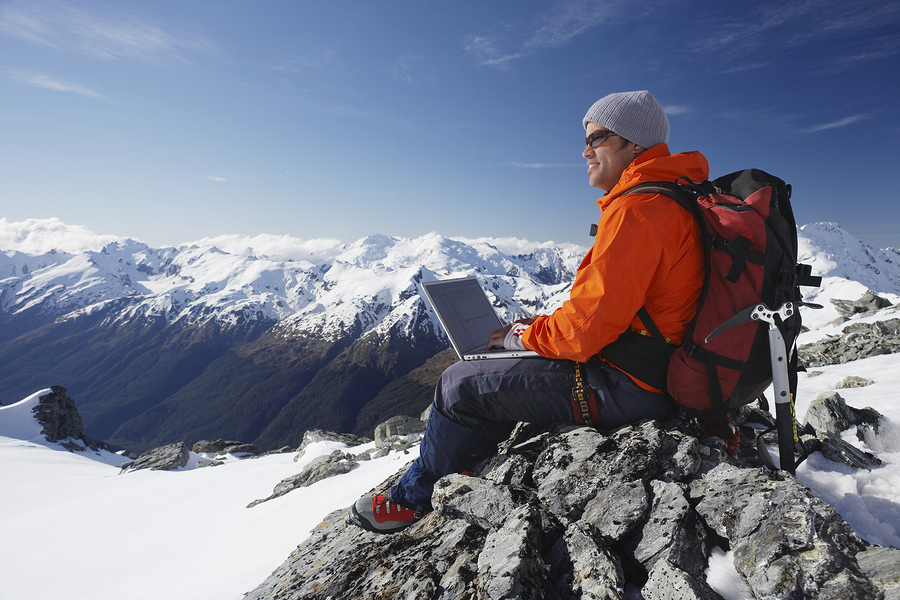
[350,90,708,534]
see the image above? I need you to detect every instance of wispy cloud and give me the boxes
[524,0,621,49]
[692,1,900,70]
[832,37,900,68]
[803,114,869,133]
[663,105,692,116]
[464,25,522,67]
[0,1,214,63]
[208,175,228,182]
[464,0,629,67]
[390,53,434,84]
[720,62,772,75]
[7,70,105,98]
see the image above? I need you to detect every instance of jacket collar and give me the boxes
[597,144,709,210]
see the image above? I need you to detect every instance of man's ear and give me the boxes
[631,144,647,157]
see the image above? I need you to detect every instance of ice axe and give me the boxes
[706,301,820,475]
[750,303,799,474]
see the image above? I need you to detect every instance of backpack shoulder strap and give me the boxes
[619,178,712,348]
[622,178,709,217]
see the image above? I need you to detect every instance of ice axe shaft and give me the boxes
[751,303,797,475]
[768,324,796,475]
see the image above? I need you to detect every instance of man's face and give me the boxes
[582,122,641,191]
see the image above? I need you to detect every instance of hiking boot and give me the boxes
[349,492,429,534]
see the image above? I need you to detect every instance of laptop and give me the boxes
[421,276,541,360]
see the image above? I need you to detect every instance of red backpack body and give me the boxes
[604,169,820,427]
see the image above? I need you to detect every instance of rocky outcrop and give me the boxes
[293,429,370,462]
[375,414,428,448]
[804,391,882,440]
[193,439,263,459]
[31,386,107,452]
[835,375,874,389]
[830,291,893,320]
[248,450,360,508]
[799,318,900,367]
[800,391,883,470]
[247,426,429,509]
[193,439,245,453]
[33,386,86,443]
[692,463,874,599]
[243,413,895,600]
[121,442,189,472]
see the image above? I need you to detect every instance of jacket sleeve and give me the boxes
[522,194,693,362]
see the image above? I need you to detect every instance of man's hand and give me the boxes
[488,315,540,349]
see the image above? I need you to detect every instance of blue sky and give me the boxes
[2,0,899,250]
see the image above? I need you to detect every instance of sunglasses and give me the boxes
[585,130,619,149]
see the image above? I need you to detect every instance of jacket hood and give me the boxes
[598,144,709,210]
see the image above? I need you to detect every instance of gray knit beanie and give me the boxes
[583,90,669,149]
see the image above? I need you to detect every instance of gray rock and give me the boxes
[812,433,882,469]
[192,439,243,453]
[659,427,703,481]
[124,442,189,472]
[856,547,900,599]
[374,415,427,448]
[804,391,883,438]
[196,459,224,468]
[476,504,546,600]
[369,447,391,459]
[244,508,485,600]
[642,559,725,600]
[831,291,893,318]
[533,422,667,522]
[244,406,894,600]
[624,480,707,577]
[60,440,87,452]
[547,522,624,599]
[375,433,424,452]
[32,386,99,448]
[477,452,534,487]
[581,479,650,544]
[248,450,358,508]
[532,426,615,521]
[293,429,370,462]
[693,463,875,599]
[351,450,372,461]
[835,376,874,389]
[799,318,900,367]
[432,474,535,531]
[217,443,262,457]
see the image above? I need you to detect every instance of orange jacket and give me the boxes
[522,144,708,390]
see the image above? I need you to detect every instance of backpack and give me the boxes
[599,169,821,439]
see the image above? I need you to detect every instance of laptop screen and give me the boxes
[421,277,504,355]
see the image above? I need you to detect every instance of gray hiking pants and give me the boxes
[391,354,675,510]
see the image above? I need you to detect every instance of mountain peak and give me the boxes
[799,222,900,295]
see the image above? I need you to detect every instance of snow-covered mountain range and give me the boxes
[1,220,583,339]
[1,218,899,453]
[3,218,899,343]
